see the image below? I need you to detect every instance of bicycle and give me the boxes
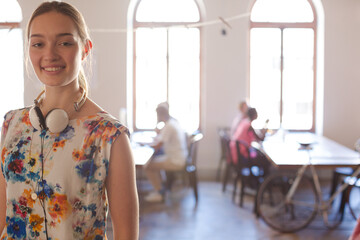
[256,148,360,233]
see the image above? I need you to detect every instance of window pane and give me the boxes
[135,28,167,129]
[0,0,22,22]
[0,29,24,119]
[251,0,314,23]
[136,0,200,22]
[250,28,281,129]
[168,28,200,133]
[282,28,314,130]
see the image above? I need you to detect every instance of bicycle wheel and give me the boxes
[349,184,360,220]
[257,171,318,233]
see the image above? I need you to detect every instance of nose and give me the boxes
[43,44,59,61]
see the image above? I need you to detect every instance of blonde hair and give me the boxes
[26,1,91,98]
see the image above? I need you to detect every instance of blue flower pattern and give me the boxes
[0,108,128,239]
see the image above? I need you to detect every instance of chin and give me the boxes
[39,77,75,88]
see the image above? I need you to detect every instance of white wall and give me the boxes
[322,0,360,148]
[16,0,360,179]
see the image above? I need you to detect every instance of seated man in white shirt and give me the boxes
[144,102,188,202]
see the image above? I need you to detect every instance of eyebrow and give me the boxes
[30,33,74,38]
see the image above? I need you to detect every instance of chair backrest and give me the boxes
[235,140,271,177]
[221,133,233,165]
[218,127,230,159]
[186,131,203,166]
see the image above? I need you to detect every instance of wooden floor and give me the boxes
[107,181,357,240]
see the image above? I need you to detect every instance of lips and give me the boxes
[41,66,65,72]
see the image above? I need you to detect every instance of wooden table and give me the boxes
[254,132,360,168]
[131,144,154,167]
[254,132,360,232]
[131,144,154,206]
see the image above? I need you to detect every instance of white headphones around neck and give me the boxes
[29,88,86,133]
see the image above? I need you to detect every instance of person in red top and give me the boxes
[230,107,266,164]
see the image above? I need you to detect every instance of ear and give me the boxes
[82,39,93,60]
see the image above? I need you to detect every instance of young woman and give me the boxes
[230,107,266,163]
[0,2,138,239]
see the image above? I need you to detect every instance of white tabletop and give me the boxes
[131,144,154,166]
[257,132,360,168]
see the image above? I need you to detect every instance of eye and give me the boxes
[60,42,73,46]
[31,42,43,48]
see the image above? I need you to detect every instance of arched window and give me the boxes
[131,0,201,133]
[0,0,23,120]
[249,0,317,131]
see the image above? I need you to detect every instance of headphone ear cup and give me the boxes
[29,106,46,130]
[45,109,69,133]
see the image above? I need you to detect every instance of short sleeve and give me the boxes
[108,122,130,145]
[1,110,15,147]
[1,110,16,178]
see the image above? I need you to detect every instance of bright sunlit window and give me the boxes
[136,0,200,22]
[249,0,316,131]
[0,1,23,122]
[251,0,314,23]
[133,0,201,133]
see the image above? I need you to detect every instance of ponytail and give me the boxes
[78,68,88,99]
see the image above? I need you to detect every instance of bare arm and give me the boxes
[106,133,139,240]
[150,141,163,153]
[0,169,6,233]
[249,126,266,142]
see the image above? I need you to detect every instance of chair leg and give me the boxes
[166,171,175,191]
[222,164,230,192]
[188,170,198,202]
[239,177,245,207]
[329,171,340,198]
[338,186,349,221]
[232,174,239,202]
[344,184,358,220]
[216,157,222,182]
[254,191,259,217]
[254,187,259,215]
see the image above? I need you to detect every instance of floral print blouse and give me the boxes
[0,107,129,240]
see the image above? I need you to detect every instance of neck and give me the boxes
[39,82,85,117]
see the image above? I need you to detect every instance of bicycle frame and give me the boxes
[285,159,360,227]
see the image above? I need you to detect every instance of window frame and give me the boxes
[249,0,317,132]
[0,22,20,29]
[131,0,203,132]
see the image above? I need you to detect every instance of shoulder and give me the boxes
[1,107,31,143]
[240,118,251,127]
[97,112,129,135]
[2,107,31,127]
[86,112,130,147]
[80,98,129,137]
[167,118,181,129]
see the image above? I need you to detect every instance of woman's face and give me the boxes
[29,11,83,88]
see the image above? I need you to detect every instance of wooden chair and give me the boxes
[216,127,230,181]
[329,138,360,202]
[165,131,203,203]
[221,133,234,192]
[233,140,271,214]
[343,176,360,220]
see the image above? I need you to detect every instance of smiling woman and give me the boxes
[0,2,138,240]
[28,12,85,90]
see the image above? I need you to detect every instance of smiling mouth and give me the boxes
[42,67,65,72]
